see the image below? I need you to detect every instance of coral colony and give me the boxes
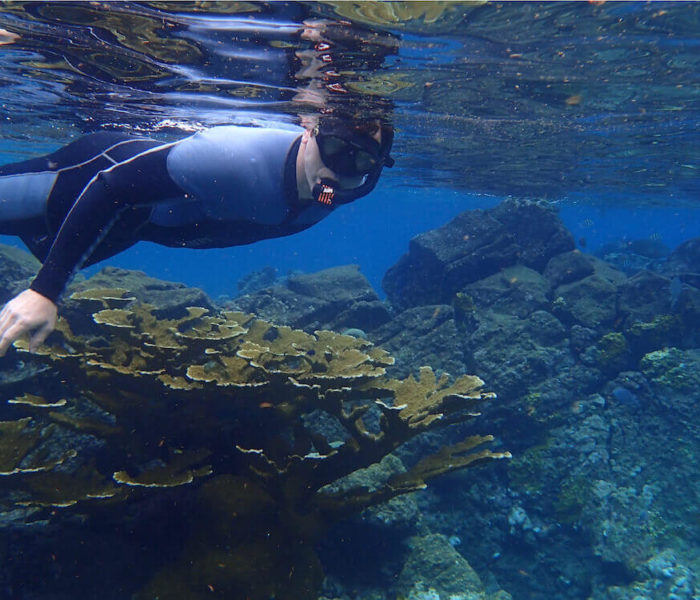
[1,287,508,600]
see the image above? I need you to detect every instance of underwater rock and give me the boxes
[664,237,700,287]
[614,270,685,361]
[460,265,551,319]
[468,309,571,400]
[640,347,700,419]
[552,257,626,330]
[617,270,676,325]
[236,265,278,295]
[599,549,700,600]
[370,305,465,379]
[397,533,512,600]
[584,480,659,569]
[500,341,700,598]
[382,199,575,310]
[593,332,633,376]
[596,238,671,277]
[68,266,213,319]
[364,202,700,600]
[488,200,575,271]
[0,243,40,303]
[230,264,391,334]
[543,250,595,287]
[625,314,683,359]
[607,369,652,404]
[679,287,700,347]
[626,238,672,260]
[317,455,422,594]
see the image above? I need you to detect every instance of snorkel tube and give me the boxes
[312,125,394,207]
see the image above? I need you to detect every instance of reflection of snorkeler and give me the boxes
[0,117,394,356]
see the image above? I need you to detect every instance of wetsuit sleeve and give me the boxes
[29,142,181,303]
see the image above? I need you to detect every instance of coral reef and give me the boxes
[0,281,507,599]
[201,202,700,600]
[372,204,700,600]
[4,194,700,600]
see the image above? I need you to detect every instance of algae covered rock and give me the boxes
[460,265,551,319]
[617,270,676,324]
[552,257,626,329]
[663,236,700,286]
[543,250,595,287]
[397,533,510,600]
[468,309,570,399]
[231,264,391,333]
[68,265,213,318]
[640,347,700,420]
[383,199,574,310]
[0,243,40,303]
[603,549,700,600]
[371,304,465,379]
[594,332,632,375]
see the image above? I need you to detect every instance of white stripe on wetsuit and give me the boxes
[0,139,154,221]
[47,140,178,274]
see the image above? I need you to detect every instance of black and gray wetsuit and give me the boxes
[0,126,333,303]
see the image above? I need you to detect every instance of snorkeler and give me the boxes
[0,118,394,356]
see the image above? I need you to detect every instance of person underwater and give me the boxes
[0,117,394,356]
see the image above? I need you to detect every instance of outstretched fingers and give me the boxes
[0,311,23,357]
[0,290,58,357]
[29,321,55,353]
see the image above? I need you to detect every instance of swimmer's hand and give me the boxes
[0,289,57,357]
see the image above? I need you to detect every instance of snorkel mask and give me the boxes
[312,121,394,207]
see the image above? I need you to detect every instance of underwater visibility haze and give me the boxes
[0,2,699,600]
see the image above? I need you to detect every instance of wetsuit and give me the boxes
[0,126,334,303]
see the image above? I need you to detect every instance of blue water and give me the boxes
[0,1,698,299]
[74,195,700,298]
[5,187,700,299]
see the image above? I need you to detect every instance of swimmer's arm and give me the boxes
[0,142,180,356]
[30,142,180,303]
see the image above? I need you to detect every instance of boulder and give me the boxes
[552,258,626,330]
[461,265,551,319]
[397,534,490,600]
[544,250,595,287]
[0,244,40,304]
[230,264,391,334]
[382,200,574,310]
[67,266,213,318]
[664,237,700,286]
[468,309,570,399]
[617,270,675,324]
[370,305,464,379]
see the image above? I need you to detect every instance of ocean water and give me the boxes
[0,2,699,600]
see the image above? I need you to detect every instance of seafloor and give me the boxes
[1,198,699,600]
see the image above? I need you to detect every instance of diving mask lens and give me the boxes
[317,134,379,177]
